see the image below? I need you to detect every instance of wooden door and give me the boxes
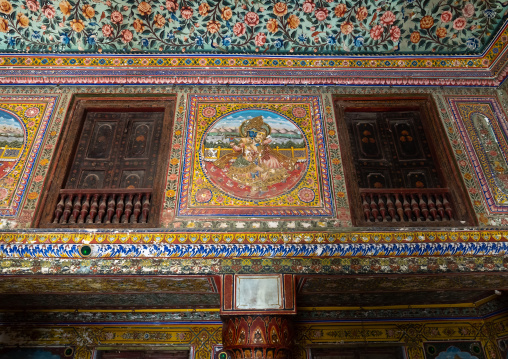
[65,111,164,190]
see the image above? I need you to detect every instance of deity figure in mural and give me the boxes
[213,116,297,196]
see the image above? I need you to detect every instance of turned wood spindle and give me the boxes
[53,194,65,223]
[88,194,99,223]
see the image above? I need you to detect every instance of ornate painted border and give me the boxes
[0,96,58,217]
[177,94,333,218]
[1,21,508,87]
[1,241,508,258]
[447,96,508,214]
[0,256,506,275]
[0,230,507,245]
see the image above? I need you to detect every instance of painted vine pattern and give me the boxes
[0,0,504,54]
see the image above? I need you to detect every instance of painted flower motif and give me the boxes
[334,3,347,18]
[341,21,353,35]
[16,13,29,27]
[244,11,259,26]
[26,0,39,11]
[436,27,447,38]
[198,2,209,16]
[222,35,231,46]
[221,6,232,20]
[82,4,95,19]
[420,15,434,29]
[380,11,396,26]
[274,38,283,48]
[181,6,193,19]
[303,0,315,13]
[137,1,151,16]
[354,35,364,47]
[356,6,368,21]
[267,18,278,33]
[315,7,328,21]
[133,19,144,32]
[462,2,475,18]
[484,9,496,19]
[466,37,479,50]
[111,11,123,24]
[370,24,383,40]
[70,18,84,32]
[59,0,71,15]
[255,32,266,46]
[453,17,466,30]
[196,188,212,203]
[390,25,400,41]
[153,13,165,28]
[273,2,287,17]
[207,20,220,33]
[287,14,300,29]
[440,11,452,23]
[0,188,8,200]
[0,0,12,14]
[102,24,113,37]
[298,188,315,203]
[166,0,178,12]
[410,31,420,43]
[292,107,306,118]
[327,35,336,44]
[233,22,245,36]
[0,17,8,32]
[42,4,55,18]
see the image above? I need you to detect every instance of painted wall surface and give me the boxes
[0,85,506,230]
[2,314,508,359]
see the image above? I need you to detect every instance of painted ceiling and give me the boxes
[0,0,504,55]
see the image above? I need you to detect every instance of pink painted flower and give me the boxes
[462,2,475,18]
[233,22,246,36]
[380,11,396,26]
[453,17,466,30]
[244,11,259,26]
[440,11,452,23]
[254,32,266,46]
[111,10,123,24]
[314,7,328,21]
[166,0,178,12]
[26,0,39,11]
[302,0,315,13]
[370,24,384,40]
[121,29,132,43]
[390,25,401,41]
[181,6,193,19]
[102,24,113,37]
[42,4,55,18]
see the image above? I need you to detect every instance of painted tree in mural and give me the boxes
[0,0,504,54]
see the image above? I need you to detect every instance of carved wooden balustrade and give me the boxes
[53,189,152,224]
[360,188,454,223]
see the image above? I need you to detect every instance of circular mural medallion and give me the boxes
[292,107,307,118]
[0,109,25,180]
[201,109,308,200]
[24,107,40,118]
[298,187,315,203]
[202,107,216,118]
[195,188,213,203]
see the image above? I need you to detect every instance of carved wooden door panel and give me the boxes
[65,111,164,190]
[345,111,442,189]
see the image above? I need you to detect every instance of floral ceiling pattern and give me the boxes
[0,0,505,55]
